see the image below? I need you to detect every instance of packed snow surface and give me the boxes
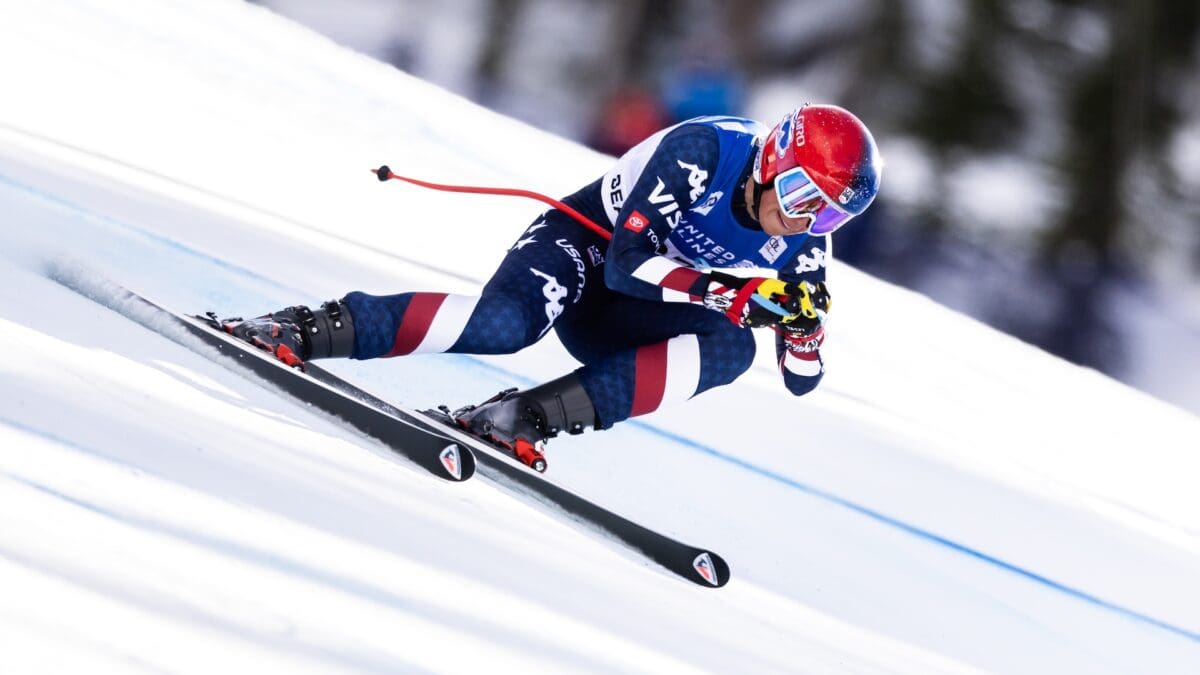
[1,1,1198,673]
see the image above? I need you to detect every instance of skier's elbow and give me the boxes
[603,258,621,289]
[603,256,637,292]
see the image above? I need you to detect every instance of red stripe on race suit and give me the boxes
[659,266,702,294]
[387,292,448,357]
[630,340,669,417]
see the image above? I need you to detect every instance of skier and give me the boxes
[224,104,881,470]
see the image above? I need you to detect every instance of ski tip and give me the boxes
[691,550,731,588]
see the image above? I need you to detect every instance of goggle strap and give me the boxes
[751,180,764,217]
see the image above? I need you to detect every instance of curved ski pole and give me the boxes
[373,166,612,241]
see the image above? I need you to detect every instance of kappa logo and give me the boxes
[677,160,709,202]
[793,246,828,274]
[623,210,649,233]
[439,444,462,480]
[530,267,568,337]
[693,552,719,586]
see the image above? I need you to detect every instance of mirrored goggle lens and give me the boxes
[775,168,824,218]
[774,167,855,235]
[808,204,853,234]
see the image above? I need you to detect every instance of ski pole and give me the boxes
[373,166,612,241]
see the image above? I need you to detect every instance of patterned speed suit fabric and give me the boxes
[342,116,830,429]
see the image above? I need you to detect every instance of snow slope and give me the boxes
[1,1,1198,673]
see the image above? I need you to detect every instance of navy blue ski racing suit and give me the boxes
[344,116,829,428]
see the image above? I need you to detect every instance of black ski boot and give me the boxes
[449,373,596,472]
[221,299,355,369]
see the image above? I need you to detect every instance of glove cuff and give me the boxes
[783,325,825,353]
[703,272,762,325]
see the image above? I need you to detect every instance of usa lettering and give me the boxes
[556,238,587,303]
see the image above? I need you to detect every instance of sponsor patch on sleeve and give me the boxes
[623,210,649,233]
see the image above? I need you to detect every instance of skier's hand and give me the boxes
[705,272,831,329]
[778,280,831,336]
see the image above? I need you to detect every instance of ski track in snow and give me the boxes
[2,2,1199,673]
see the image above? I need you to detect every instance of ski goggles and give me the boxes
[773,166,855,235]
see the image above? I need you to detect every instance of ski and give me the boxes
[56,280,475,482]
[303,361,731,588]
[416,406,731,588]
[55,275,727,586]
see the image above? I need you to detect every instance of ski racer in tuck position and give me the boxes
[224,104,882,470]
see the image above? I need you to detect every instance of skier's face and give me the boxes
[755,183,812,237]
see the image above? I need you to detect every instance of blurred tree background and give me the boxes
[256,0,1200,412]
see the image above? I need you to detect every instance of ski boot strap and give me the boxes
[521,373,596,437]
[294,299,356,359]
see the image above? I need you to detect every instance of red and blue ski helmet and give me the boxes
[754,104,881,234]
